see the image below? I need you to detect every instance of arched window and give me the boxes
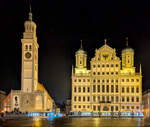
[25,45,28,51]
[29,45,32,51]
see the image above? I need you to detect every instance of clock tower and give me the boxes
[21,7,39,92]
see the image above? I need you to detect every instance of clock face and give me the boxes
[25,52,31,59]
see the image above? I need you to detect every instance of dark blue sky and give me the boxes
[0,0,150,103]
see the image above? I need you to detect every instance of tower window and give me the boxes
[25,45,28,51]
[29,45,32,50]
[80,61,82,64]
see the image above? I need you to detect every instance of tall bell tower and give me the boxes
[21,6,39,92]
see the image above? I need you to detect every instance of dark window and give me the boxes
[102,80,105,83]
[122,87,124,93]
[131,79,134,82]
[111,64,114,67]
[83,87,85,92]
[78,87,81,92]
[93,72,96,75]
[116,106,118,111]
[132,97,134,102]
[102,85,105,92]
[83,96,85,101]
[93,79,96,83]
[74,87,76,92]
[111,85,114,93]
[111,80,114,83]
[107,64,109,67]
[116,64,119,67]
[102,72,105,75]
[98,72,100,75]
[98,65,100,67]
[74,96,76,101]
[29,45,32,50]
[98,80,100,83]
[98,106,100,111]
[93,106,96,111]
[93,96,96,102]
[79,79,81,82]
[116,85,118,93]
[116,96,119,102]
[87,96,90,101]
[98,85,100,92]
[136,97,139,102]
[111,72,114,75]
[122,79,124,82]
[102,96,105,101]
[136,79,139,82]
[127,79,129,82]
[98,96,100,102]
[111,96,114,103]
[102,64,105,67]
[78,96,81,101]
[116,72,118,75]
[127,87,129,93]
[87,87,90,92]
[83,79,85,82]
[93,65,96,68]
[136,87,139,93]
[107,96,109,102]
[111,106,114,111]
[107,85,109,92]
[132,87,134,93]
[93,85,96,92]
[127,97,129,102]
[122,97,125,102]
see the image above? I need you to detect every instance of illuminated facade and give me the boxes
[71,39,142,114]
[2,8,55,113]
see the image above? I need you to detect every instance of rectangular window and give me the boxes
[87,96,90,102]
[122,97,124,102]
[83,96,85,102]
[102,96,105,102]
[93,106,96,111]
[136,97,139,102]
[102,85,105,93]
[83,87,85,92]
[127,97,129,102]
[93,85,96,92]
[111,85,114,93]
[98,85,100,92]
[107,85,109,93]
[116,85,118,93]
[93,96,96,102]
[78,96,81,101]
[132,97,134,102]
[116,96,119,103]
[116,106,118,111]
[111,96,114,103]
[136,79,139,82]
[122,87,124,93]
[136,87,139,93]
[127,79,129,82]
[78,87,81,92]
[74,87,76,92]
[111,106,114,111]
[87,87,90,92]
[127,87,129,93]
[98,106,100,111]
[132,87,134,93]
[74,96,76,101]
[107,96,109,102]
[98,96,100,102]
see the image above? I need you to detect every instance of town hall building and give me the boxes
[71,39,142,115]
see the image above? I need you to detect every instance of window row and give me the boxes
[93,72,119,75]
[122,79,140,82]
[93,79,118,83]
[121,96,139,102]
[122,106,139,110]
[73,96,119,103]
[74,87,90,93]
[74,79,90,82]
[93,64,119,68]
[122,87,139,93]
[25,45,32,51]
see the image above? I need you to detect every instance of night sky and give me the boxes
[0,0,150,104]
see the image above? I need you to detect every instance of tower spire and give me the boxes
[104,38,107,45]
[29,4,32,21]
[140,63,142,74]
[126,37,128,47]
[80,40,83,49]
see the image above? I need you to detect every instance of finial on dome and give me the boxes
[104,38,107,45]
[126,37,128,47]
[80,40,83,49]
[29,4,32,21]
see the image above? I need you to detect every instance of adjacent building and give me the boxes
[143,89,150,117]
[2,8,55,113]
[0,91,6,111]
[71,39,142,115]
